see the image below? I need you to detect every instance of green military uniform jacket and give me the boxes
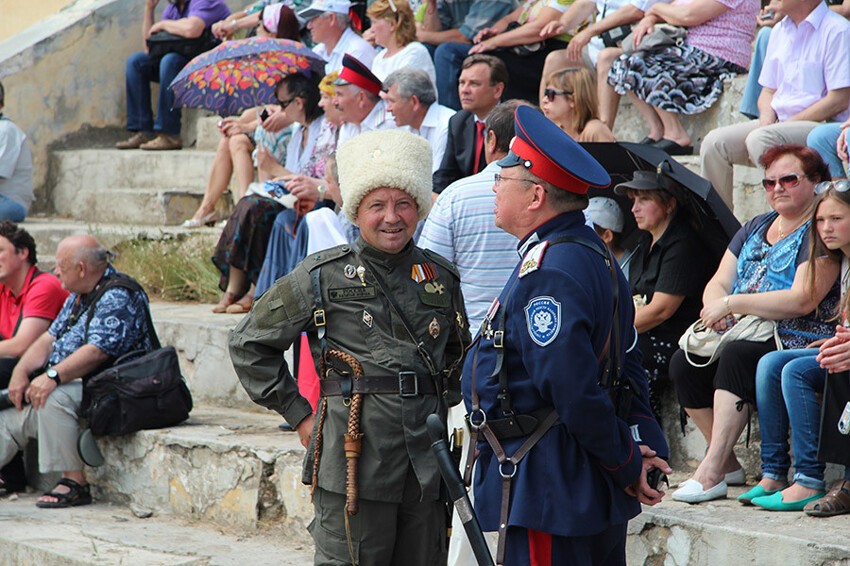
[230,238,469,504]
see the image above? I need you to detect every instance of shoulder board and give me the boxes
[421,248,460,278]
[518,241,548,278]
[305,244,354,271]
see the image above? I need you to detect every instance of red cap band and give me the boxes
[339,66,382,96]
[511,137,590,195]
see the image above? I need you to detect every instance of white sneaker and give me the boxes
[672,479,728,504]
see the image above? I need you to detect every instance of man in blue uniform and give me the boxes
[462,106,671,565]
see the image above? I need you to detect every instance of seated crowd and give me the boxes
[6,0,850,528]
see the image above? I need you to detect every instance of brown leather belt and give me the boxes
[320,372,437,397]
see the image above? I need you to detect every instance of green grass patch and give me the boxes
[111,237,221,303]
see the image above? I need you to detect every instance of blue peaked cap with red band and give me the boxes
[333,54,383,96]
[497,106,611,194]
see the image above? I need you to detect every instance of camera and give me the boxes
[647,467,669,491]
[601,25,632,48]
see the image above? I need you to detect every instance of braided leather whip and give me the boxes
[311,349,365,518]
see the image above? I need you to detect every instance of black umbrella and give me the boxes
[581,141,741,262]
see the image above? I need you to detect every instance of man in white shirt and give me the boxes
[299,0,376,73]
[700,0,850,207]
[383,68,456,173]
[334,54,398,145]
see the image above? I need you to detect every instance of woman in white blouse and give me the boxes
[367,0,437,91]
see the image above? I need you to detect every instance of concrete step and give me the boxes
[20,218,221,260]
[629,474,850,565]
[150,302,278,413]
[196,116,226,152]
[0,491,313,565]
[87,405,312,538]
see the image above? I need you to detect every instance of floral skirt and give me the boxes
[212,194,285,292]
[607,43,745,115]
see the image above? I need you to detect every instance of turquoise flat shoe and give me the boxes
[737,484,783,505]
[751,491,826,511]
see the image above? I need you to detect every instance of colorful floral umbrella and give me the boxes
[169,37,326,116]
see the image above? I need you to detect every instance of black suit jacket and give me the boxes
[432,110,486,194]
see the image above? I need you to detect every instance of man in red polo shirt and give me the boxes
[0,221,67,492]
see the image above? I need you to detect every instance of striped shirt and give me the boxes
[418,161,518,334]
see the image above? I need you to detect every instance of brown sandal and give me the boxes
[212,291,239,314]
[805,480,850,517]
[225,296,253,314]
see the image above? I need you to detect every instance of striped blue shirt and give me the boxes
[419,162,518,334]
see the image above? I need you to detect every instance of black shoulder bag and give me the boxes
[80,275,193,436]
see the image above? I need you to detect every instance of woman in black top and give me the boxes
[616,171,713,419]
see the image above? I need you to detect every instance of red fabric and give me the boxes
[297,332,320,411]
[511,136,590,195]
[0,266,68,340]
[473,121,486,173]
[339,63,381,95]
[527,529,552,566]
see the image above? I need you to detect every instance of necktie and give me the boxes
[473,121,485,173]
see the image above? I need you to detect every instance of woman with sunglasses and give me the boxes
[211,71,336,313]
[669,144,840,504]
[367,0,436,89]
[541,67,614,142]
[740,181,850,513]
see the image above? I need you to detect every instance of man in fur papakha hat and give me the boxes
[230,129,470,566]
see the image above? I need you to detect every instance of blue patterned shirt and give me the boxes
[47,266,155,366]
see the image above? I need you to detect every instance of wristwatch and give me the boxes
[46,367,61,386]
[317,184,327,201]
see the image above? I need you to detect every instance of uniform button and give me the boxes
[342,246,350,252]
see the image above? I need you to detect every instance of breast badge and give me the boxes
[363,310,373,328]
[424,282,445,295]
[524,296,561,347]
[429,317,441,339]
[344,264,357,279]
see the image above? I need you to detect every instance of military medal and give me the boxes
[456,312,465,329]
[424,282,445,294]
[411,263,438,283]
[344,264,357,279]
[363,310,373,328]
[429,317,441,338]
[356,265,366,286]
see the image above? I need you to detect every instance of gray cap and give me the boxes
[586,197,624,233]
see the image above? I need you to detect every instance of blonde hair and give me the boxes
[546,67,599,135]
[319,71,339,97]
[367,0,417,46]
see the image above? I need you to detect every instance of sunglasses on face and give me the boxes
[762,173,805,191]
[543,88,573,102]
[278,97,296,109]
[815,180,850,194]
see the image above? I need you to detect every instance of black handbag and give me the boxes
[818,371,850,467]
[82,346,192,437]
[78,274,193,436]
[146,29,219,62]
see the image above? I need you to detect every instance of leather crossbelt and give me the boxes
[466,407,558,441]
[320,372,437,397]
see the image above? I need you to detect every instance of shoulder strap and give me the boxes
[9,268,44,338]
[360,257,440,377]
[82,273,161,350]
[548,235,621,388]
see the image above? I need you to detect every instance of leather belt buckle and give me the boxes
[398,371,419,398]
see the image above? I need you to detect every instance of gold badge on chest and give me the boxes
[424,281,445,295]
[429,317,441,339]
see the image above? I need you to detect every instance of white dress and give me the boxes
[371,42,437,93]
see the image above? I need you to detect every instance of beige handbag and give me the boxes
[678,315,782,368]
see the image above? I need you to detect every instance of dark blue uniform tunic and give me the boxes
[462,211,669,540]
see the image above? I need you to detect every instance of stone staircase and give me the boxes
[1,43,843,566]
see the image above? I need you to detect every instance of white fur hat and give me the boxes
[338,130,433,223]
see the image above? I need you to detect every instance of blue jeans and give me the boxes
[434,42,472,111]
[739,27,771,119]
[0,194,26,222]
[807,122,846,179]
[125,51,189,136]
[755,349,827,490]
